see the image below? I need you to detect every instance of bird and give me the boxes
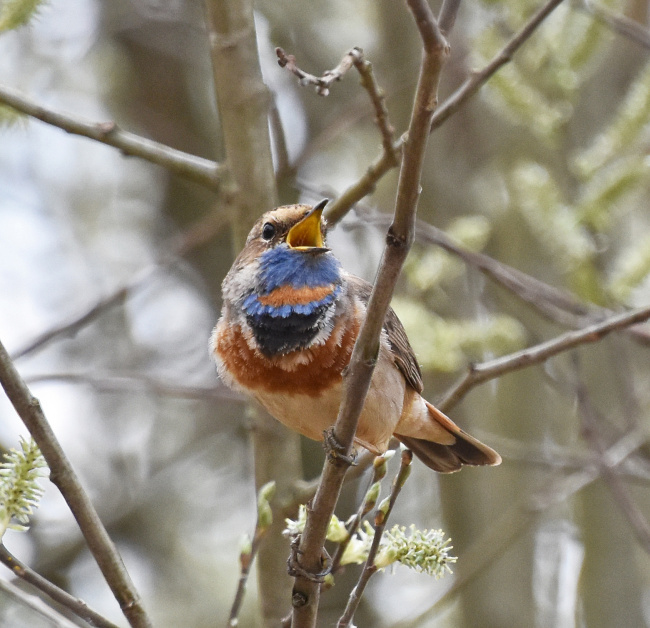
[211,200,501,473]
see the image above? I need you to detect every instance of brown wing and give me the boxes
[346,274,423,393]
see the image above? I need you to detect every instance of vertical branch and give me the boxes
[0,339,151,628]
[290,2,450,626]
[203,2,304,625]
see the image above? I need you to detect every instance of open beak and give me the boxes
[286,199,329,252]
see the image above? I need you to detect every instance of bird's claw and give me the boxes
[322,428,358,467]
[286,536,332,583]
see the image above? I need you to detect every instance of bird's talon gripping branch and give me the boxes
[287,537,332,582]
[323,428,358,467]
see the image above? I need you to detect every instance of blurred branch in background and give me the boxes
[0,84,227,190]
[11,207,230,361]
[583,0,650,50]
[203,0,303,625]
[397,423,648,628]
[0,543,120,628]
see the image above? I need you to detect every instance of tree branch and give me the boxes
[438,305,650,413]
[0,339,152,628]
[582,0,650,50]
[0,83,226,190]
[575,371,650,554]
[290,2,449,626]
[0,577,82,628]
[203,1,304,625]
[0,543,120,628]
[325,0,567,226]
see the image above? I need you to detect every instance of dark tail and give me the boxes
[396,401,501,473]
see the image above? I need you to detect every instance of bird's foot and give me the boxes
[322,428,358,467]
[286,536,332,583]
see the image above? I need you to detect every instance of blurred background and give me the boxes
[1,0,650,626]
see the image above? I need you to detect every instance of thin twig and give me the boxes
[0,83,226,190]
[0,543,120,628]
[277,45,400,226]
[290,3,449,626]
[227,526,270,627]
[575,368,650,554]
[330,453,390,574]
[0,577,82,628]
[582,0,650,50]
[12,207,229,361]
[438,305,650,413]
[23,372,243,402]
[337,450,413,628]
[352,54,397,154]
[0,338,152,628]
[276,47,360,97]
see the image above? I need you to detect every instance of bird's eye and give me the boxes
[261,222,276,241]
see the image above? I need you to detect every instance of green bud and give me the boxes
[363,482,381,513]
[375,496,391,526]
[257,481,276,530]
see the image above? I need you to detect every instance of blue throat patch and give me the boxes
[241,246,342,355]
[258,246,341,292]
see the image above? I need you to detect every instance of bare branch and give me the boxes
[276,47,359,97]
[0,577,82,628]
[438,305,650,413]
[0,543,121,628]
[0,83,226,190]
[277,46,400,224]
[583,0,650,50]
[0,339,152,628]
[23,372,243,403]
[290,2,449,626]
[575,371,650,554]
[438,0,462,37]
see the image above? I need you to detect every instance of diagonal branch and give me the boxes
[290,2,450,626]
[0,543,120,628]
[582,0,650,50]
[0,83,226,190]
[11,207,228,361]
[0,338,152,628]
[438,305,650,413]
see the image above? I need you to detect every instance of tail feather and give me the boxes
[396,401,501,473]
